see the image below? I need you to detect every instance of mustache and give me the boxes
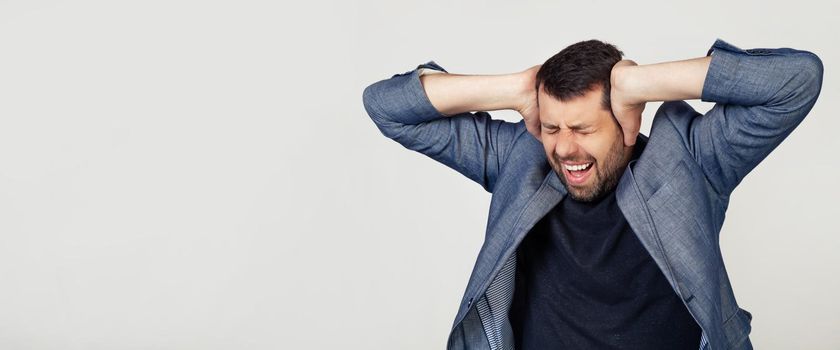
[554,155,595,163]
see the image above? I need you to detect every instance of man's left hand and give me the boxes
[610,60,646,147]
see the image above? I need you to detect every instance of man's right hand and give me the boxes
[517,65,542,142]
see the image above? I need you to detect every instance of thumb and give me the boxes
[622,117,640,147]
[527,123,542,142]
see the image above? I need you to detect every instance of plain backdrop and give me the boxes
[1,0,837,349]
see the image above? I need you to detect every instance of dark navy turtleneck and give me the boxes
[508,165,702,349]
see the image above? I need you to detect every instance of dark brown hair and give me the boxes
[535,40,624,110]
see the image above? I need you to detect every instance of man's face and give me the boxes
[538,84,634,202]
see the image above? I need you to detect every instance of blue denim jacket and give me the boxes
[362,39,823,350]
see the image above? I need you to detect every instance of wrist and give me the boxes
[512,68,538,112]
[611,63,643,105]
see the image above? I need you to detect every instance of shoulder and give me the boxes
[508,120,548,166]
[495,120,553,184]
[653,100,702,130]
[631,101,702,196]
[647,100,703,156]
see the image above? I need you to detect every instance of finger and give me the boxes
[622,119,640,146]
[622,120,631,146]
[624,130,635,146]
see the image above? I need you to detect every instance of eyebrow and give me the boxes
[541,122,592,131]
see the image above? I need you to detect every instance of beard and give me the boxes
[552,135,630,203]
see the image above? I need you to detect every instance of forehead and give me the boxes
[538,85,610,128]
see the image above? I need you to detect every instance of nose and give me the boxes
[554,132,581,160]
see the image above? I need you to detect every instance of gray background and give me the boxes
[1,0,837,349]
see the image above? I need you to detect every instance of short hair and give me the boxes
[535,39,624,110]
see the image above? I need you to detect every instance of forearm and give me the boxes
[420,72,528,116]
[631,39,823,196]
[613,56,712,104]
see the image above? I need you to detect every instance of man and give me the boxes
[362,39,822,349]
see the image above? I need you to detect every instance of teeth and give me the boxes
[563,163,592,171]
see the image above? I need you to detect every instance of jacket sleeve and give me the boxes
[362,61,525,193]
[676,39,824,196]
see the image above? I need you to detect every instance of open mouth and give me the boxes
[561,162,594,186]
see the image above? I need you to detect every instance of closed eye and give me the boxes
[543,129,592,135]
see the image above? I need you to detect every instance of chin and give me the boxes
[568,188,601,202]
[556,172,600,202]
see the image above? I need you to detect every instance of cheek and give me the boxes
[579,137,613,161]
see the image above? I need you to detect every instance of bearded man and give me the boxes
[362,39,823,349]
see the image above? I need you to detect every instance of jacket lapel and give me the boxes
[615,162,680,292]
